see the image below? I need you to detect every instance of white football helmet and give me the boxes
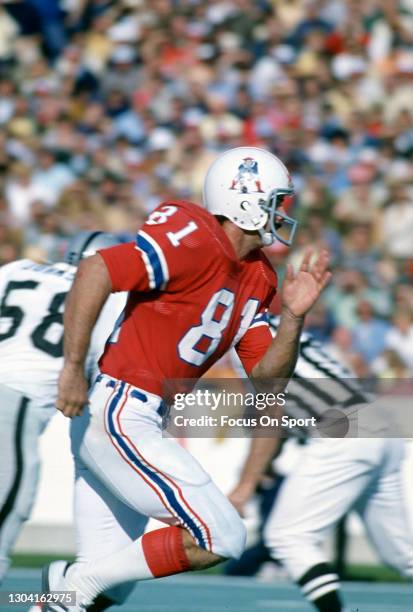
[203,147,297,247]
[64,231,121,266]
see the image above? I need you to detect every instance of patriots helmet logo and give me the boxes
[230,157,264,193]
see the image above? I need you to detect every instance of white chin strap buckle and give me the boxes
[259,229,274,247]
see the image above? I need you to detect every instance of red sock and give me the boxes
[141,526,191,578]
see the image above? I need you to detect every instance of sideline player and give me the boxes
[0,232,147,599]
[230,314,413,612]
[45,147,331,610]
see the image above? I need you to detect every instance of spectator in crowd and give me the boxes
[378,166,413,259]
[0,0,412,379]
[5,162,52,224]
[385,307,413,373]
[351,299,391,365]
[340,223,380,283]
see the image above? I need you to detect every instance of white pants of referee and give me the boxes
[264,438,413,584]
[70,373,246,589]
[0,385,51,583]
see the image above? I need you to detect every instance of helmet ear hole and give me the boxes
[240,201,251,211]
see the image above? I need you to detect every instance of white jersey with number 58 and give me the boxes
[0,259,125,410]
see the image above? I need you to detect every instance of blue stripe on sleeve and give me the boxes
[136,234,165,289]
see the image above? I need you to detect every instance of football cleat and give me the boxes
[42,561,91,612]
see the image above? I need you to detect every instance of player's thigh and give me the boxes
[356,439,413,576]
[81,428,246,557]
[72,405,148,560]
[78,379,245,557]
[264,438,379,545]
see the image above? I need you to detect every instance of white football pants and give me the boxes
[70,374,246,575]
[0,384,51,583]
[264,438,413,581]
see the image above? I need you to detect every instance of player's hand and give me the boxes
[228,480,256,517]
[56,362,88,417]
[281,249,331,318]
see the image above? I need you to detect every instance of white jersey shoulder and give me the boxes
[0,259,125,409]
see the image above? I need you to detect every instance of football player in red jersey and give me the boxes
[45,148,330,611]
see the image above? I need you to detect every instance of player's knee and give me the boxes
[16,462,40,522]
[228,516,247,559]
[183,516,246,567]
[212,514,247,560]
[264,524,299,561]
[16,494,36,524]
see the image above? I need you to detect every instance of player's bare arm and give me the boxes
[251,249,331,380]
[230,250,331,514]
[229,437,281,516]
[57,254,112,417]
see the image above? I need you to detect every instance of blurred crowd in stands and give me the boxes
[1,0,413,379]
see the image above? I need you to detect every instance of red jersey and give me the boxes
[99,201,276,395]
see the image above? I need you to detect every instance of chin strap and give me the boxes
[258,228,274,247]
